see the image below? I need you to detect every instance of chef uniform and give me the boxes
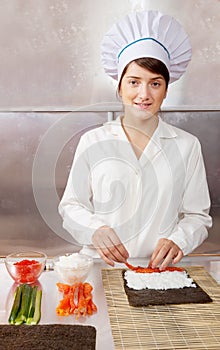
[59,11,212,258]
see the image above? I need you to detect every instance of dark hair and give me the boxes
[118,57,170,92]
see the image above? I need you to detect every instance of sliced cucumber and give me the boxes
[27,285,38,319]
[26,289,42,325]
[8,284,42,326]
[8,285,22,324]
[14,284,32,325]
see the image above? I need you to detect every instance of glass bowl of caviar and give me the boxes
[5,251,47,284]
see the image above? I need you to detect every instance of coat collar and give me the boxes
[104,115,177,139]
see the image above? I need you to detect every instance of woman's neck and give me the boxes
[121,112,159,139]
[121,114,159,158]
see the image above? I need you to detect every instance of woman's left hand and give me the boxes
[148,238,183,270]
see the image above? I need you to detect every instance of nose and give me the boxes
[138,83,150,100]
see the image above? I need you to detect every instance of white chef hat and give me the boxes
[101,10,192,84]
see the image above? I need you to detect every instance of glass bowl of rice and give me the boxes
[53,253,93,284]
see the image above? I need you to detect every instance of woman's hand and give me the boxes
[92,226,129,266]
[148,238,183,270]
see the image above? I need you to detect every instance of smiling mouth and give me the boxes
[134,102,152,110]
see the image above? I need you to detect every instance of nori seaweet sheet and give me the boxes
[123,270,212,307]
[0,324,96,350]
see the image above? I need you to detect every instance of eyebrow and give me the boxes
[126,75,164,80]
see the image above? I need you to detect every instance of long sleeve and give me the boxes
[58,135,106,245]
[167,138,212,255]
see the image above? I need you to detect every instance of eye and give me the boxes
[151,81,161,88]
[128,79,139,86]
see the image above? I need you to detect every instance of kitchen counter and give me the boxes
[0,255,220,350]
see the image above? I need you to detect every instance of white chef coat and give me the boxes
[59,116,212,258]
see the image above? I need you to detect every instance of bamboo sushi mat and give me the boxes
[102,266,220,350]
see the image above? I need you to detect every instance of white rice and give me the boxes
[124,270,196,290]
[56,253,88,268]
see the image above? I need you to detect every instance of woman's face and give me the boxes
[119,61,167,120]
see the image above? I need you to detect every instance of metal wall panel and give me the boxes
[0,0,219,109]
[0,110,219,256]
[0,112,107,256]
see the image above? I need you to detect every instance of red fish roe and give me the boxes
[14,259,39,266]
[13,259,42,283]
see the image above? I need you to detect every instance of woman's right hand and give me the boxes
[92,226,129,266]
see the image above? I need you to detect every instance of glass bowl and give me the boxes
[53,253,93,284]
[5,251,47,284]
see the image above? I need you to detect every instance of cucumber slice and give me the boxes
[26,289,42,325]
[8,285,22,324]
[28,285,38,319]
[14,284,32,325]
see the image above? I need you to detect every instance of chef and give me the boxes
[59,10,212,269]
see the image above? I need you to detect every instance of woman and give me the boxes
[59,11,212,269]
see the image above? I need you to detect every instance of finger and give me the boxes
[96,247,115,267]
[92,227,123,249]
[159,246,183,270]
[148,244,163,267]
[111,240,129,261]
[92,227,129,263]
[159,249,175,270]
[99,232,129,262]
[92,230,116,250]
[172,250,183,264]
[148,238,169,267]
[96,238,128,264]
[92,236,111,250]
[150,244,171,268]
[103,240,129,263]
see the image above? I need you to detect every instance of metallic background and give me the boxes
[0,0,219,256]
[0,109,219,256]
[0,0,219,109]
